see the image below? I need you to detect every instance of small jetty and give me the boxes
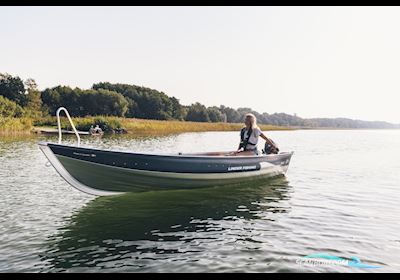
[33,127,90,135]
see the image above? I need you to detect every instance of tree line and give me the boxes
[1,72,399,129]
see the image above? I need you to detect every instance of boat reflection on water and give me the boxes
[40,178,292,272]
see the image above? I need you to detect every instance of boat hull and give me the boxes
[39,142,294,196]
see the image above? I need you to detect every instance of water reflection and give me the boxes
[40,178,292,272]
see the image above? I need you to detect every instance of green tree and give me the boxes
[24,78,43,117]
[207,106,226,122]
[41,86,83,116]
[41,87,62,115]
[92,82,186,120]
[0,73,27,106]
[185,103,210,122]
[81,89,128,117]
[170,97,186,120]
[41,86,129,117]
[219,105,241,123]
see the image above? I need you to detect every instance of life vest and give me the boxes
[238,127,257,151]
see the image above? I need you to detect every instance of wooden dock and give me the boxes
[32,127,90,135]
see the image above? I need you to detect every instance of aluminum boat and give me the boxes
[39,108,294,196]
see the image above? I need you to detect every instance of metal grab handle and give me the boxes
[56,107,80,147]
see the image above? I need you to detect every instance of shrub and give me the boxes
[0,96,25,117]
[0,117,32,134]
[72,117,123,133]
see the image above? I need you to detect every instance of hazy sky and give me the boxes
[1,6,400,123]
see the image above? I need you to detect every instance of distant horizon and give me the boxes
[2,6,400,123]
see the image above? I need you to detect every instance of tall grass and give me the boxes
[22,116,293,136]
[0,117,33,135]
[119,118,292,135]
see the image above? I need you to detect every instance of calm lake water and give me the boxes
[0,130,399,272]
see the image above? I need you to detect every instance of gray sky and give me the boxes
[1,6,400,123]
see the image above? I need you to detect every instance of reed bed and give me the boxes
[2,116,292,136]
[0,117,33,135]
[119,118,292,135]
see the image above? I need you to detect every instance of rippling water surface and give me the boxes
[1,130,399,272]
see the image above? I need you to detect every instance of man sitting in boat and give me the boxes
[234,113,277,156]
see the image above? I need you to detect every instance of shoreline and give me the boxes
[1,116,399,137]
[0,116,293,136]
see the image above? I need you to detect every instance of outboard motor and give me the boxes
[263,139,279,154]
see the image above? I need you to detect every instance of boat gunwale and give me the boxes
[39,141,294,160]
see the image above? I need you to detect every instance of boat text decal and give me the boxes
[73,152,96,157]
[227,165,257,172]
